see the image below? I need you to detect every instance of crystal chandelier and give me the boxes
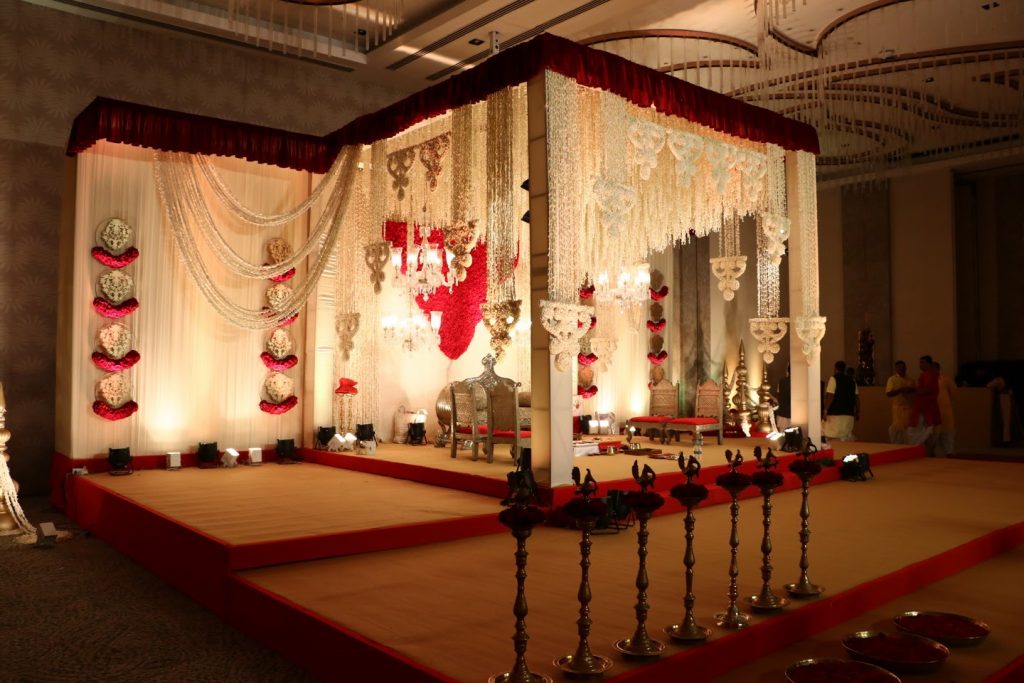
[594,264,651,318]
[381,307,442,352]
[389,225,455,302]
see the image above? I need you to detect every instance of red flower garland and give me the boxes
[577,352,599,367]
[577,384,599,399]
[647,350,668,365]
[93,297,140,318]
[261,308,299,326]
[91,350,141,371]
[91,246,139,268]
[260,352,298,371]
[269,267,296,283]
[335,377,359,395]
[92,400,139,421]
[579,284,595,299]
[650,285,670,301]
[646,319,666,333]
[259,396,298,414]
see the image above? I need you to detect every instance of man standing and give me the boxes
[910,355,941,455]
[934,362,956,456]
[885,360,916,443]
[823,360,858,441]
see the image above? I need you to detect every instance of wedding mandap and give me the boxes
[53,33,825,488]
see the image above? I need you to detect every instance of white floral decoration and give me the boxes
[265,283,291,312]
[266,328,293,360]
[96,218,134,255]
[266,238,293,265]
[97,270,134,305]
[96,372,132,408]
[97,323,132,360]
[264,372,294,404]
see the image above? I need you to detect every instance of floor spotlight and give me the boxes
[166,451,181,470]
[277,438,299,463]
[326,433,344,452]
[197,442,219,469]
[35,522,59,548]
[108,447,132,476]
[782,426,803,452]
[316,426,337,449]
[222,448,240,468]
[247,447,263,465]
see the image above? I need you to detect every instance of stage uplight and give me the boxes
[766,431,786,450]
[36,522,59,548]
[316,426,337,449]
[222,448,240,468]
[108,447,132,476]
[197,442,219,468]
[277,438,299,462]
[781,426,803,452]
[247,447,263,465]
[166,451,181,470]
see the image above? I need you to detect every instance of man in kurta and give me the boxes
[934,362,956,456]
[885,360,916,443]
[823,360,858,441]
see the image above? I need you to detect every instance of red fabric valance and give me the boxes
[66,97,336,173]
[328,33,819,154]
[66,34,818,166]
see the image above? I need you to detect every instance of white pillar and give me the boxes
[527,74,575,487]
[786,151,824,447]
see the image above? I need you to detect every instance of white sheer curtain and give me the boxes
[69,141,310,458]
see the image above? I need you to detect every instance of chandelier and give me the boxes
[594,264,651,316]
[390,225,455,302]
[381,307,442,352]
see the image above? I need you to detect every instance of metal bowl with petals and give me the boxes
[785,657,901,683]
[894,611,990,647]
[842,630,949,674]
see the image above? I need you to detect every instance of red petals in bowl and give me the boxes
[785,658,899,683]
[893,612,990,647]
[842,631,949,674]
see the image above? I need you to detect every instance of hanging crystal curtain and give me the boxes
[481,86,524,360]
[153,146,361,328]
[335,148,379,431]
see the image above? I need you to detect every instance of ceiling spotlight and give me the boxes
[356,28,368,36]
[981,2,1000,10]
[924,76,935,83]
[468,38,485,46]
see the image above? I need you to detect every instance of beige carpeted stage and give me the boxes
[83,465,500,545]
[348,438,906,484]
[238,458,1024,682]
[714,545,1024,682]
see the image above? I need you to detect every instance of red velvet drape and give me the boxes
[66,97,336,173]
[66,34,819,169]
[328,34,819,154]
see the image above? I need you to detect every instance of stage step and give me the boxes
[228,459,1024,683]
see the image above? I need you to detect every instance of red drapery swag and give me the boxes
[66,35,818,171]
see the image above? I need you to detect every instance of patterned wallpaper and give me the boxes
[0,1,406,494]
